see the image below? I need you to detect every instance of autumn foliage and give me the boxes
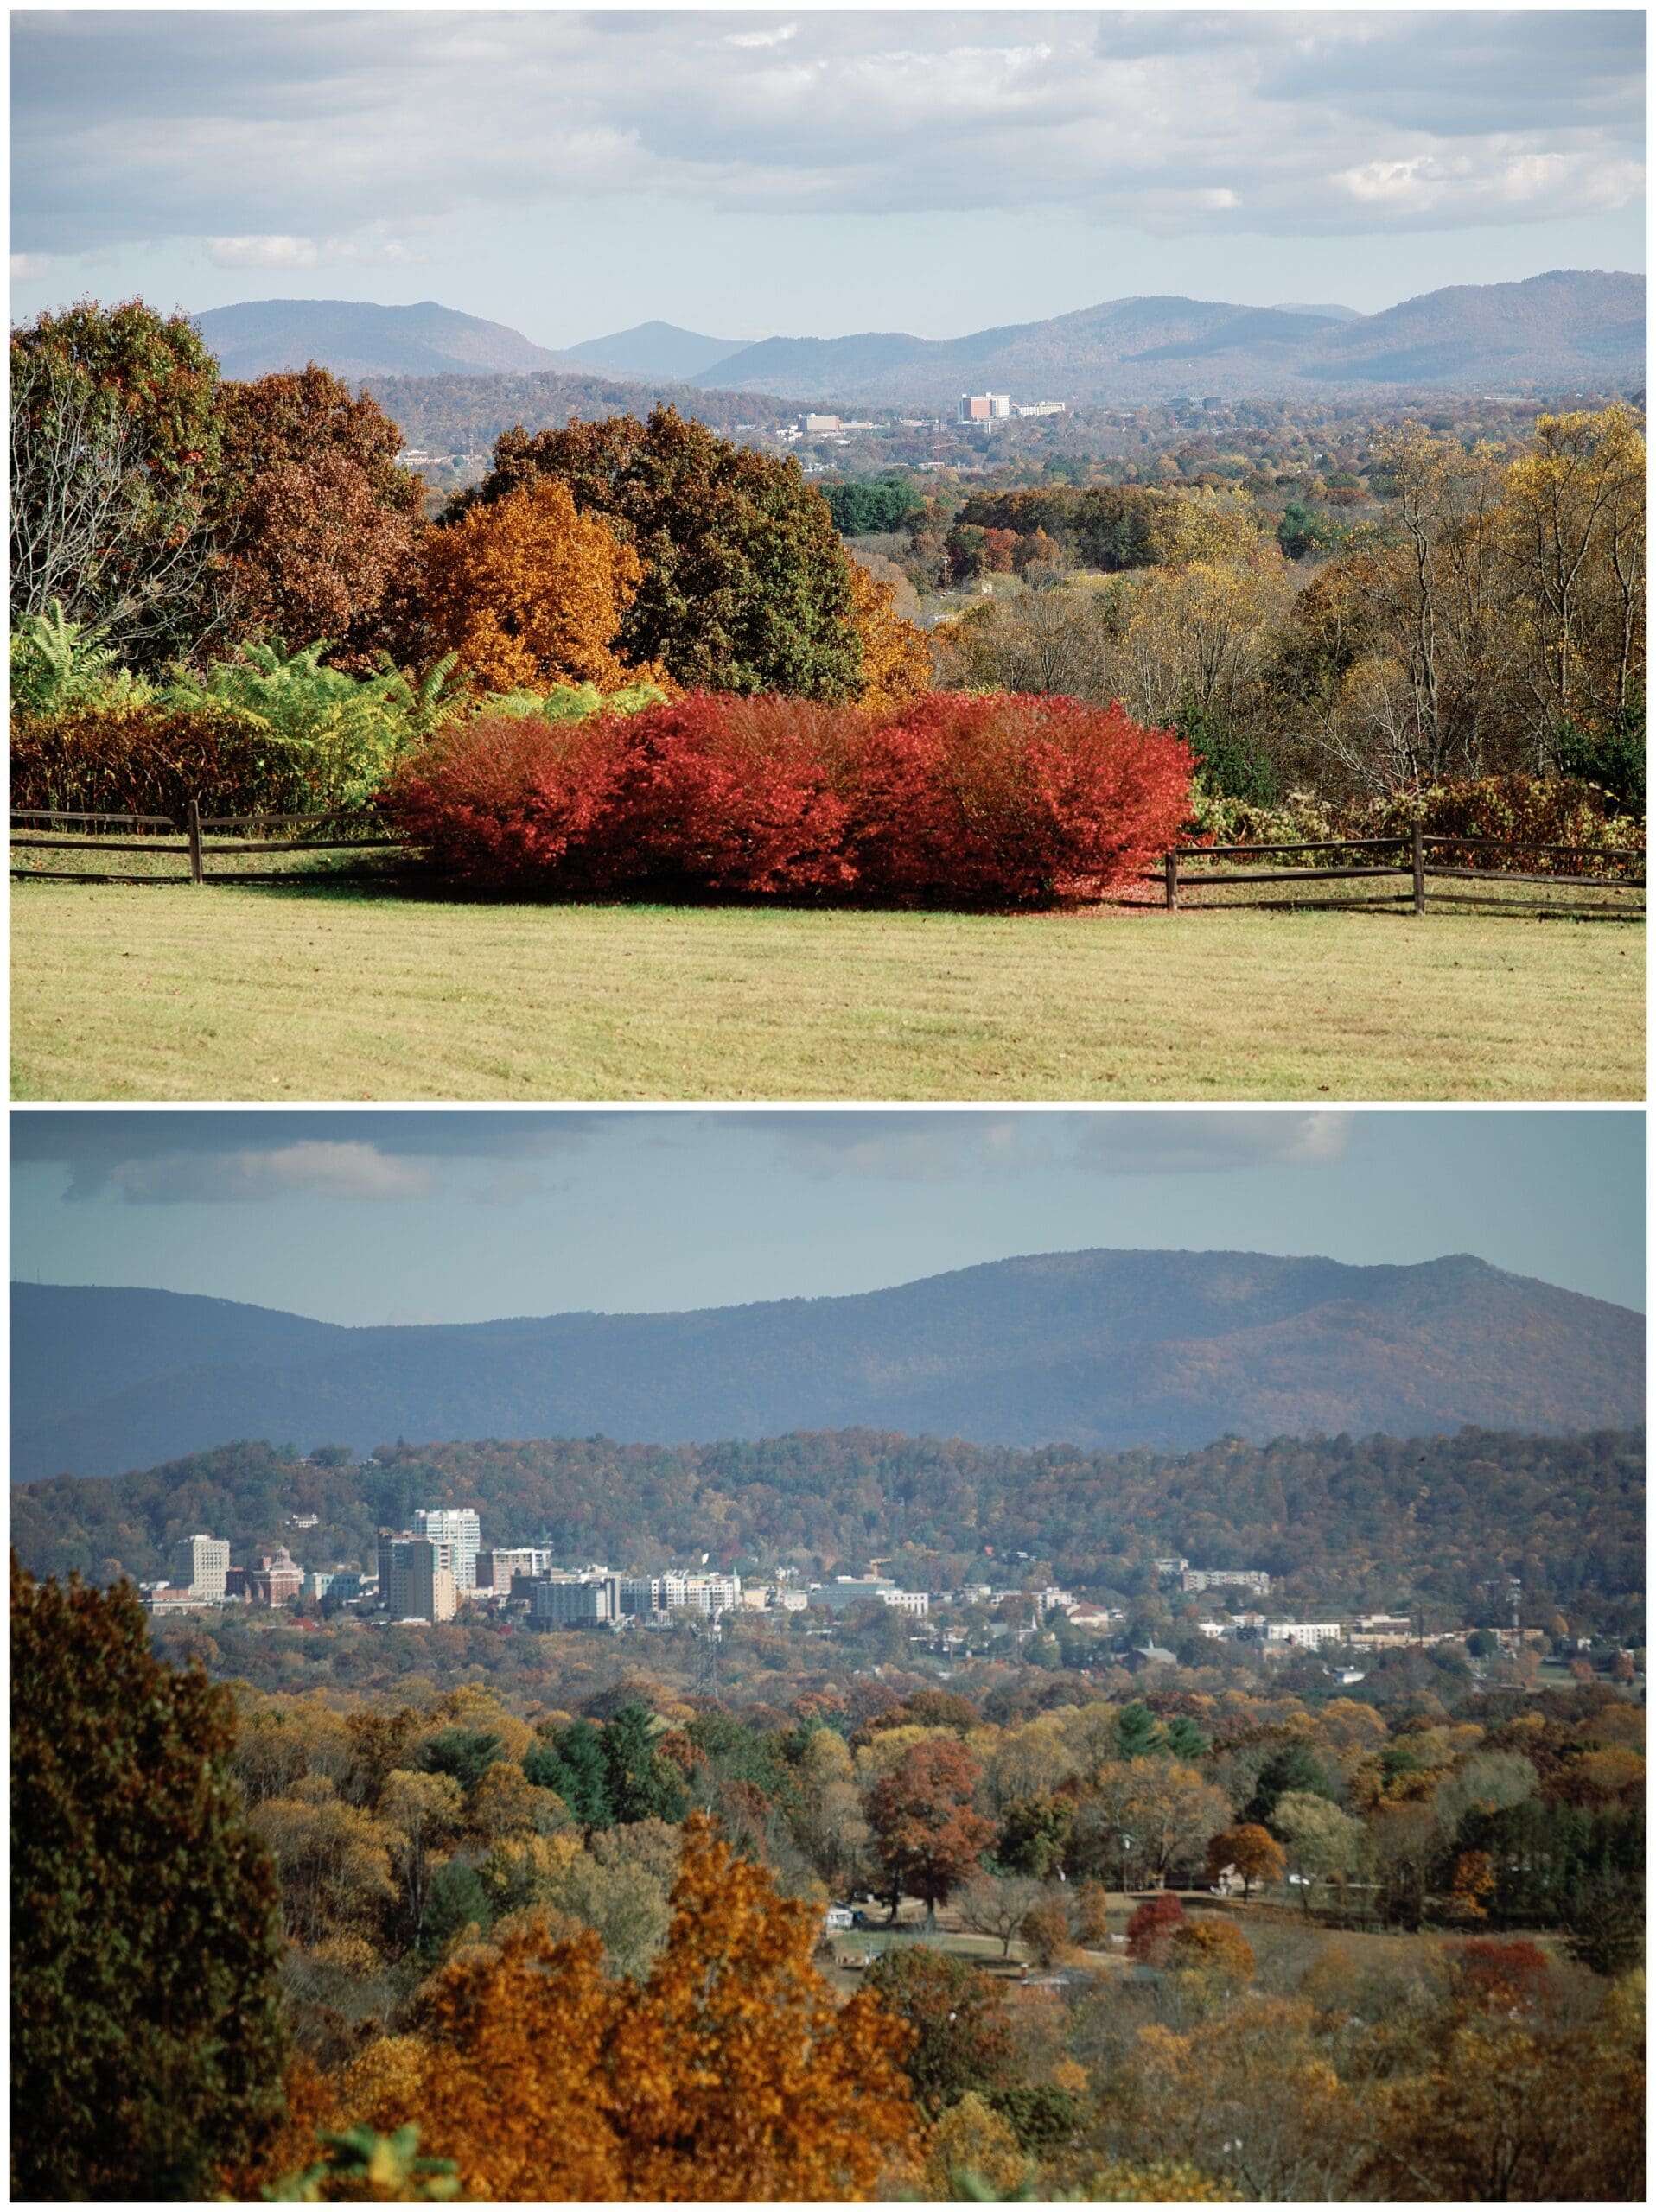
[417,477,652,695]
[258,1814,920,2202]
[384,688,1192,906]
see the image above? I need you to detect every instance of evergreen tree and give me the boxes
[10,1556,287,2197]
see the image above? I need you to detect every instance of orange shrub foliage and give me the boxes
[848,563,933,715]
[417,477,650,694]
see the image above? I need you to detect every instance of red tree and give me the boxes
[865,1739,996,1922]
[1125,1892,1188,1966]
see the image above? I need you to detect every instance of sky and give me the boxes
[9,9,1646,345]
[10,1108,1646,1326]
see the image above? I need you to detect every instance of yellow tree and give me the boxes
[417,477,650,695]
[1501,404,1646,740]
[848,561,933,714]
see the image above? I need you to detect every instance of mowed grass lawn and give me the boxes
[10,880,1643,1101]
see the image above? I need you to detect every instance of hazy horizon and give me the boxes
[10,1109,1645,1328]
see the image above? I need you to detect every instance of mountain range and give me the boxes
[12,1249,1643,1484]
[193,271,1644,400]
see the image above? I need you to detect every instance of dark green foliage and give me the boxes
[1277,500,1347,562]
[10,1555,288,2198]
[987,2085,1083,2155]
[1557,697,1646,813]
[1176,689,1278,804]
[1164,1714,1212,1760]
[417,1728,504,1799]
[475,406,863,699]
[524,1719,614,1828]
[602,1703,689,1825]
[1251,1743,1337,1827]
[996,1796,1073,1879]
[863,1947,1019,2118]
[826,479,920,536]
[1115,1703,1161,1758]
[1564,1871,1646,1978]
[417,1859,494,1961]
[1457,1799,1644,1929]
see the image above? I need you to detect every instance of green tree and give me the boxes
[1248,1742,1336,1826]
[10,1557,288,2197]
[475,406,863,697]
[10,298,223,658]
[417,1727,504,1799]
[525,1719,615,1829]
[863,1946,1018,2117]
[417,1858,494,1961]
[601,1704,689,1826]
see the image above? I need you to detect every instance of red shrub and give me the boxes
[608,693,854,895]
[385,689,1193,906]
[1125,1893,1188,1967]
[381,713,631,888]
[846,693,1192,906]
[1446,1938,1555,2019]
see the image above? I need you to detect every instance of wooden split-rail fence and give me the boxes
[10,805,1646,910]
[9,803,398,885]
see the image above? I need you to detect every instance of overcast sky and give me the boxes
[10,1109,1644,1325]
[10,10,1646,344]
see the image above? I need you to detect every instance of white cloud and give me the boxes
[109,1142,436,1204]
[10,251,52,279]
[1073,1112,1353,1174]
[207,232,423,269]
[10,10,1643,257]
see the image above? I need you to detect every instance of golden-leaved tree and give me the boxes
[417,476,653,695]
[263,1813,920,2201]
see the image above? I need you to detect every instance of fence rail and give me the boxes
[11,805,1647,910]
[1155,824,1643,912]
[10,801,397,884]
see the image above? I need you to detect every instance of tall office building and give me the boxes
[416,1507,481,1590]
[170,1532,230,1602]
[388,1537,457,1624]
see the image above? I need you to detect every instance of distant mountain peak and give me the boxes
[192,296,583,381]
[10,1248,1642,1482]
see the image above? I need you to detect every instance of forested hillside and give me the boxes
[14,1425,1644,1632]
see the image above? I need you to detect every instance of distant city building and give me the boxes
[1181,1568,1271,1596]
[417,1508,481,1591]
[1264,1621,1345,1649]
[170,1532,230,1603]
[798,411,840,433]
[958,392,1011,423]
[1034,1586,1076,1616]
[810,1577,927,1616]
[1012,400,1066,417]
[532,1573,621,1629]
[618,1572,742,1618]
[246,1547,303,1608]
[285,1512,320,1530]
[140,1580,213,1614]
[475,1546,551,1591]
[388,1537,457,1624]
[1153,1555,1190,1579]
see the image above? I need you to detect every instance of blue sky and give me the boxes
[10,10,1646,344]
[10,1109,1645,1325]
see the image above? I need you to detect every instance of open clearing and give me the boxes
[10,879,1642,1101]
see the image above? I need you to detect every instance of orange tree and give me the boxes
[10,1557,288,2198]
[865,1735,997,1922]
[416,475,650,695]
[296,1813,919,2200]
[477,407,863,697]
[1205,1821,1286,1901]
[847,561,932,713]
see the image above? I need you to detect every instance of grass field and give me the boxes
[10,878,1643,1101]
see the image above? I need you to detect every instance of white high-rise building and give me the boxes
[170,1533,230,1602]
[416,1507,481,1591]
[389,1537,457,1624]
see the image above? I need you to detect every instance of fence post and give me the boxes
[188,798,204,886]
[1164,849,1179,912]
[1411,821,1425,914]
